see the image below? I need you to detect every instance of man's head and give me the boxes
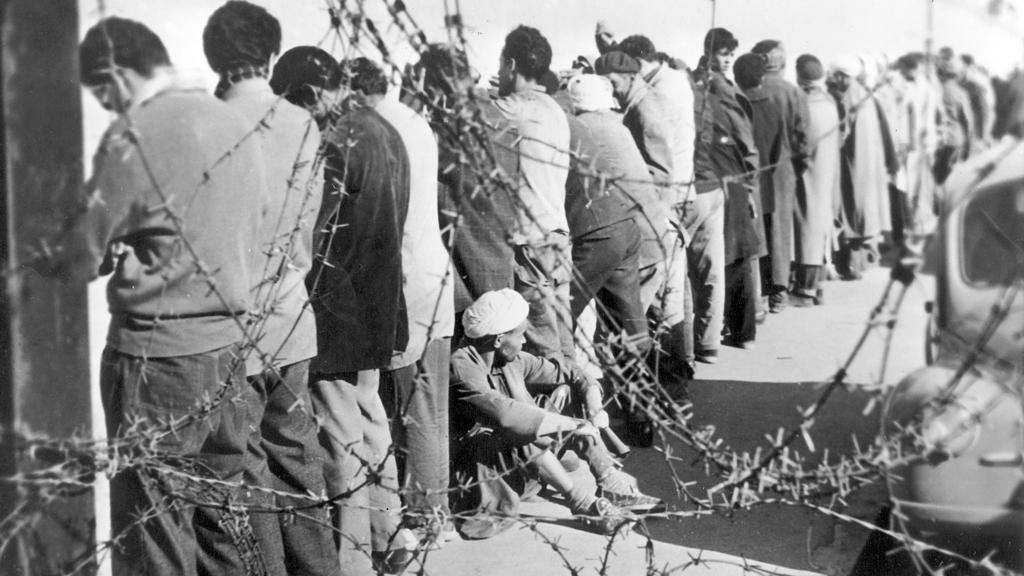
[341,57,388,105]
[936,46,963,80]
[795,54,826,89]
[462,289,531,362]
[566,73,617,114]
[751,39,785,73]
[498,25,552,97]
[617,35,658,63]
[733,53,767,91]
[202,1,281,75]
[79,17,172,112]
[703,27,738,75]
[594,51,640,102]
[269,46,343,121]
[829,55,862,94]
[407,43,477,103]
[897,52,924,82]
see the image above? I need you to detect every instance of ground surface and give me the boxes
[418,263,934,576]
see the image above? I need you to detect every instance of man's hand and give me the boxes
[570,420,602,441]
[590,409,610,430]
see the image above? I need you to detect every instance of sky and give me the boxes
[78,0,1024,151]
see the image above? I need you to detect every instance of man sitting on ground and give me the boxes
[450,289,663,538]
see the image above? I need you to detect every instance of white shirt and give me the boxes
[375,97,456,368]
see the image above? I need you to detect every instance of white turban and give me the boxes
[462,289,529,339]
[567,74,616,113]
[830,54,863,79]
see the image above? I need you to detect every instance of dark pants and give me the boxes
[309,369,400,575]
[837,236,879,278]
[792,264,822,298]
[570,220,648,347]
[514,236,574,360]
[760,213,791,296]
[380,338,452,520]
[725,258,757,345]
[246,360,340,576]
[100,344,250,576]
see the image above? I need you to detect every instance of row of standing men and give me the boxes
[72,4,995,575]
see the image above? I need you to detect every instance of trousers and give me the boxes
[309,370,401,575]
[682,190,726,355]
[100,344,250,576]
[570,219,648,348]
[246,360,340,576]
[380,338,452,521]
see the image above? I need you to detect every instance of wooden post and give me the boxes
[0,0,93,573]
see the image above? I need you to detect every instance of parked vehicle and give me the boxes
[882,137,1024,568]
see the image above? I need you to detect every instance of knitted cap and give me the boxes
[594,51,640,75]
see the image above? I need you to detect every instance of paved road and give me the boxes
[87,259,932,575]
[636,263,933,574]
[421,263,934,575]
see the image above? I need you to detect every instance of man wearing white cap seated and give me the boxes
[450,289,663,538]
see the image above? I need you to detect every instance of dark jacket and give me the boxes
[693,65,763,263]
[745,85,795,283]
[760,72,810,176]
[309,106,410,373]
[566,109,669,268]
[692,65,759,186]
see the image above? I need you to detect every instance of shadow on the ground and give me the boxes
[615,379,885,574]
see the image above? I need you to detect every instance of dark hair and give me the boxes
[751,39,782,56]
[341,57,388,96]
[733,52,767,90]
[897,52,923,71]
[501,25,552,82]
[618,35,658,62]
[269,46,341,108]
[79,17,171,85]
[203,0,281,72]
[960,53,976,67]
[412,43,473,97]
[540,70,559,95]
[703,27,738,56]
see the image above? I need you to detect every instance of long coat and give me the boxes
[795,86,841,266]
[837,82,895,239]
[745,85,794,285]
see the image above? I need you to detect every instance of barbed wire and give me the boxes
[2,1,1022,575]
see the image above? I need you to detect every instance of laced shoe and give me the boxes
[572,497,634,535]
[597,470,666,514]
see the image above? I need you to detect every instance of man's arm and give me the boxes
[50,127,143,284]
[634,102,679,193]
[519,354,605,423]
[789,85,811,174]
[451,359,548,443]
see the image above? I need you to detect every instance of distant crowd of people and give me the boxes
[70,2,1023,575]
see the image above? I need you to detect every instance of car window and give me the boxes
[962,182,1024,286]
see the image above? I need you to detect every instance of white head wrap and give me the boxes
[830,54,863,79]
[567,74,617,113]
[462,289,530,339]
